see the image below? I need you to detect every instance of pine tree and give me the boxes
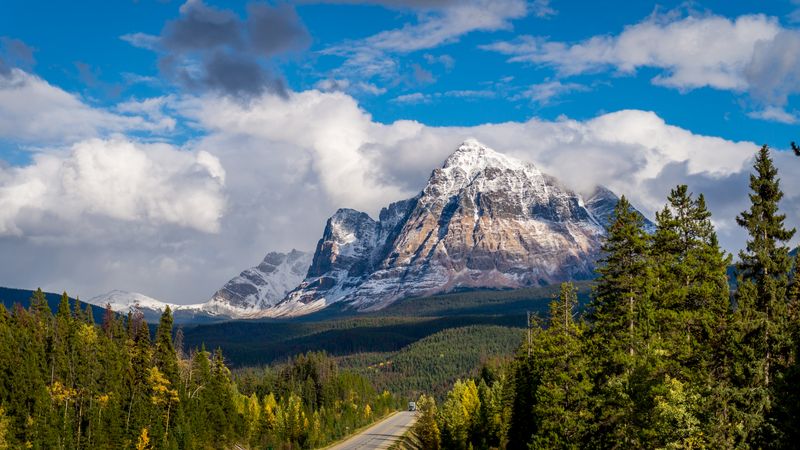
[506,329,541,450]
[590,195,652,362]
[83,300,94,324]
[56,292,71,320]
[650,185,732,443]
[153,307,179,385]
[529,282,592,449]
[587,195,653,447]
[733,145,796,445]
[29,288,51,319]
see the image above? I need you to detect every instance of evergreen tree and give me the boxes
[733,145,796,445]
[506,325,542,450]
[152,307,179,385]
[56,292,71,320]
[587,195,653,447]
[29,288,51,319]
[529,283,592,449]
[650,185,732,443]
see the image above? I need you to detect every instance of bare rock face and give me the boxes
[273,139,639,316]
[205,249,312,316]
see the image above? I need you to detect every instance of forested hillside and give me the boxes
[340,325,523,399]
[181,283,582,367]
[412,146,800,449]
[0,290,397,449]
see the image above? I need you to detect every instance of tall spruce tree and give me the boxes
[587,195,653,447]
[651,187,730,377]
[649,185,730,447]
[153,307,179,385]
[733,145,796,445]
[528,282,592,449]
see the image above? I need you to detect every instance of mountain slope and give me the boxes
[274,139,636,316]
[204,249,312,316]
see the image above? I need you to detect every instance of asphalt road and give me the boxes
[328,411,417,450]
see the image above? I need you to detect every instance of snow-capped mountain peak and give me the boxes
[443,139,533,176]
[271,140,645,317]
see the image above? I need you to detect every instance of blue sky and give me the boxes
[2,0,799,145]
[1,0,800,302]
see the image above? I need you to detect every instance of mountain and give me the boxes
[85,249,313,322]
[204,249,312,316]
[87,290,211,323]
[271,139,642,317]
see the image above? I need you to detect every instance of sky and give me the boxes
[1,0,800,303]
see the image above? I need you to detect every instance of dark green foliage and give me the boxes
[0,293,397,449]
[732,145,798,446]
[586,195,655,447]
[338,325,523,400]
[181,283,591,367]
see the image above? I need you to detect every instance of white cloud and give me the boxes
[518,80,588,105]
[392,92,431,103]
[531,0,556,18]
[6,87,799,305]
[747,106,798,124]
[364,0,527,53]
[484,13,800,106]
[115,96,178,132]
[0,138,226,236]
[0,69,173,144]
[120,32,161,50]
[173,89,764,241]
[322,0,528,87]
[744,29,800,106]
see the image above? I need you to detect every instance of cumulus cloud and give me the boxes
[0,138,226,237]
[4,87,797,304]
[744,29,800,106]
[0,69,173,143]
[484,12,800,117]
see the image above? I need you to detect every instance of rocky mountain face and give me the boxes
[272,139,632,317]
[204,249,312,316]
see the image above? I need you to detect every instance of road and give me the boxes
[327,411,417,450]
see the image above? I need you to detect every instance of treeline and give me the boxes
[414,145,800,449]
[0,290,397,449]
